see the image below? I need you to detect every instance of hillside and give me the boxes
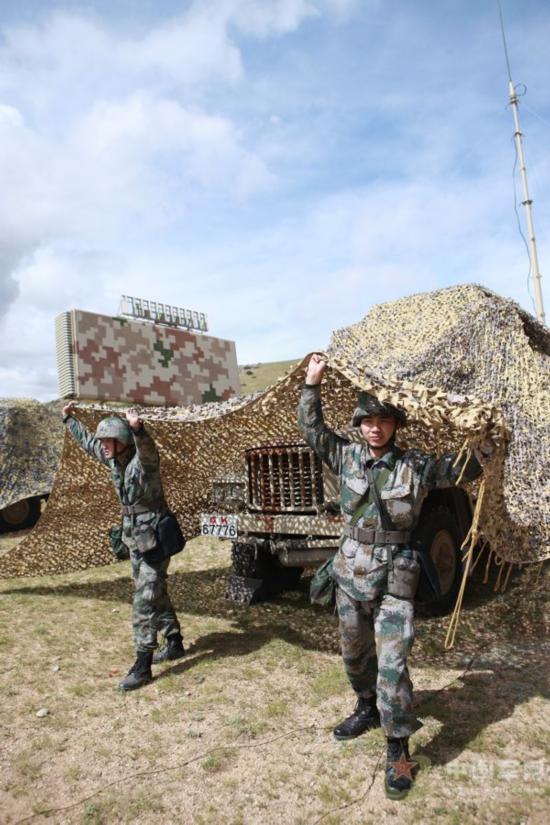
[238,359,300,394]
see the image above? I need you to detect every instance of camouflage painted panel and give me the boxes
[0,399,64,510]
[62,310,240,406]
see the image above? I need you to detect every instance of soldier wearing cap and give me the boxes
[62,401,185,691]
[298,354,492,799]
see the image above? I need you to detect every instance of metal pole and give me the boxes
[507,84,546,324]
[498,0,545,324]
[508,80,546,324]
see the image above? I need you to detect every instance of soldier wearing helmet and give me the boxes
[351,391,408,428]
[62,401,185,691]
[298,354,493,800]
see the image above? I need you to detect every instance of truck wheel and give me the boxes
[265,561,303,595]
[229,543,303,597]
[231,543,265,578]
[415,506,463,616]
[0,496,42,533]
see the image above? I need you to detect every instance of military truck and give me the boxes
[201,438,474,615]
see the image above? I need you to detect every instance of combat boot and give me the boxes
[384,736,418,800]
[118,651,153,691]
[333,696,380,740]
[152,632,186,664]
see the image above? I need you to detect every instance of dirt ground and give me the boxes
[1,531,548,825]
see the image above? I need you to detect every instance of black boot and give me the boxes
[152,632,186,664]
[118,651,153,691]
[384,737,418,800]
[333,696,381,740]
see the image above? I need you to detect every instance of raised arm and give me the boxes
[125,409,159,474]
[62,401,109,465]
[297,354,348,476]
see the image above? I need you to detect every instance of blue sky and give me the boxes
[1,0,549,399]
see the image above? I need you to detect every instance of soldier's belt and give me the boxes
[343,525,411,545]
[121,503,165,516]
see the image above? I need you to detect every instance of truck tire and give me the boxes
[0,496,42,533]
[415,505,463,617]
[267,561,303,594]
[231,543,265,578]
[230,543,303,597]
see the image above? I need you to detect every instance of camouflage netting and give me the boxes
[0,399,64,511]
[1,284,548,580]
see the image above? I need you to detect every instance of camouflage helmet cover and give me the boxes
[351,392,408,428]
[95,416,133,445]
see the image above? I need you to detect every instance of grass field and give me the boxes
[238,360,300,394]
[1,531,549,824]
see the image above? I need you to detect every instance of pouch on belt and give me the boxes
[386,550,420,599]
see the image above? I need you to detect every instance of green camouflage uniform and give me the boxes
[65,417,181,652]
[298,385,481,737]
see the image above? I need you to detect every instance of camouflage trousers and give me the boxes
[336,586,421,738]
[126,539,181,653]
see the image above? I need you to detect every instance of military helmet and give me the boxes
[351,391,407,428]
[95,416,133,445]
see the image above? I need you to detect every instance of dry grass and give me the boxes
[1,530,549,824]
[238,359,300,394]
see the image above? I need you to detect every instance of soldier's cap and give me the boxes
[351,392,408,428]
[95,416,134,445]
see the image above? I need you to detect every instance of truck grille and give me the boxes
[246,442,324,514]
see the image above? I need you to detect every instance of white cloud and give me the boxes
[193,0,361,39]
[0,255,20,323]
[72,93,274,201]
[0,4,275,282]
[0,10,241,111]
[0,0,361,113]
[229,0,319,36]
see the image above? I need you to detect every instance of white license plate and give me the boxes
[200,514,238,538]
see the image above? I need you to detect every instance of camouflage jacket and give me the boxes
[298,385,482,600]
[65,417,167,541]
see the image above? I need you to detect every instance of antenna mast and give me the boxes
[498,1,546,324]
